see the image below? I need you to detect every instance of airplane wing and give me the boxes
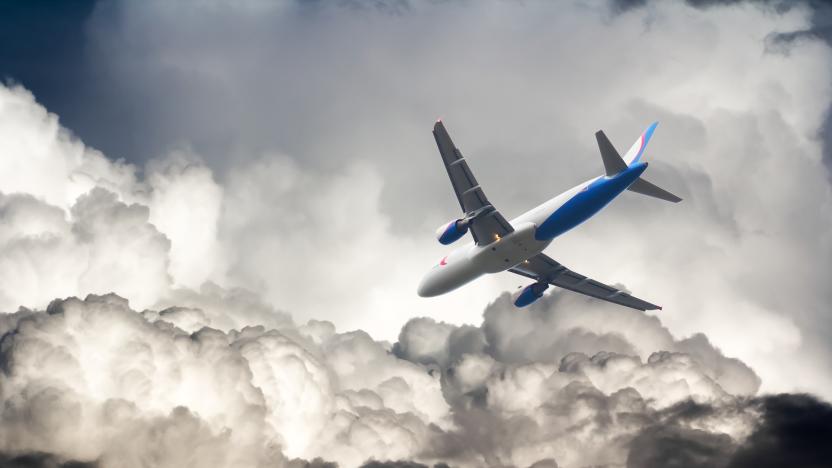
[433,121,514,245]
[509,253,661,311]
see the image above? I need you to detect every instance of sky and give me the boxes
[0,0,831,467]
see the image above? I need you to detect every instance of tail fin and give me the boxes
[595,130,627,176]
[623,121,659,165]
[628,177,682,203]
[595,121,658,175]
[596,121,682,203]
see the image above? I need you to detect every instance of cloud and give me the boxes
[0,291,773,467]
[728,393,832,468]
[386,294,766,466]
[0,80,501,339]
[626,393,832,468]
[397,292,761,400]
[0,452,98,468]
[0,187,170,311]
[36,0,832,399]
[628,424,735,468]
[1,294,449,467]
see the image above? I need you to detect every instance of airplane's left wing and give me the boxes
[433,121,514,245]
[509,253,661,310]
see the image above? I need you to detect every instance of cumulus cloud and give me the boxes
[0,291,776,467]
[0,187,170,311]
[1,294,448,467]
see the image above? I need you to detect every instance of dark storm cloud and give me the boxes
[608,0,648,13]
[626,393,832,468]
[729,394,832,468]
[627,425,735,468]
[610,0,792,13]
[0,452,97,468]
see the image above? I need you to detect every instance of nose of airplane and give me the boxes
[417,274,440,297]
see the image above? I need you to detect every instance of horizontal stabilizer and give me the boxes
[628,177,682,203]
[595,130,627,176]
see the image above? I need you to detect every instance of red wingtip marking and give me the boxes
[436,117,443,123]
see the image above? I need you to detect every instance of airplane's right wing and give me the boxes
[509,253,661,311]
[433,121,514,245]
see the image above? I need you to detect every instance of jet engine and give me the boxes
[513,282,549,307]
[436,219,470,245]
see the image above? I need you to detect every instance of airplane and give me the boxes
[417,120,681,309]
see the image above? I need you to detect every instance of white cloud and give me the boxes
[0,291,765,467]
[146,151,225,289]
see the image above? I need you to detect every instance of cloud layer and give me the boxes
[1,289,828,467]
[0,291,759,467]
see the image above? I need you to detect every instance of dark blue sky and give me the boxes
[0,1,103,149]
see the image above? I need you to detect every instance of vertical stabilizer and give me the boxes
[597,121,681,202]
[623,121,659,165]
[595,130,627,176]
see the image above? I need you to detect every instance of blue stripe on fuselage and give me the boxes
[534,162,648,241]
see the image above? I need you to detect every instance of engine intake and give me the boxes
[513,282,549,307]
[436,219,470,245]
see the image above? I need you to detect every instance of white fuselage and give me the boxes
[417,180,585,297]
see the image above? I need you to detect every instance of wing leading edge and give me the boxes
[509,253,661,311]
[433,121,513,245]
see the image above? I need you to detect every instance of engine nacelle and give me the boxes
[513,282,549,307]
[436,219,470,245]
